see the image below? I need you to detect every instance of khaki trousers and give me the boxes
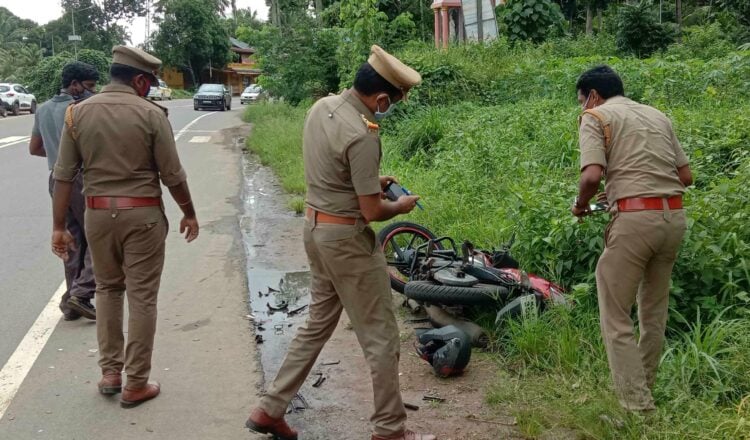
[260,219,406,437]
[85,205,167,388]
[596,208,686,411]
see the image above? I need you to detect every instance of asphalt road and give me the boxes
[0,97,261,439]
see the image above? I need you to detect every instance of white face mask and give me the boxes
[374,95,396,121]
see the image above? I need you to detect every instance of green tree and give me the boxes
[616,1,676,57]
[500,0,566,43]
[237,14,340,104]
[0,7,44,82]
[152,0,231,86]
[337,0,416,85]
[22,49,110,101]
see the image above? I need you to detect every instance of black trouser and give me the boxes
[49,171,95,313]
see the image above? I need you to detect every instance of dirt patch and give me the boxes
[241,152,520,440]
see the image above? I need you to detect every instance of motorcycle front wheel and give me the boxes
[404,281,507,306]
[378,222,438,293]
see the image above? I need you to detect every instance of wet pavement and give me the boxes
[246,270,310,380]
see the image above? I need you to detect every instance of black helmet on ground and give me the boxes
[415,325,472,378]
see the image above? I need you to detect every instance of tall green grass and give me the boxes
[488,303,750,439]
[243,103,307,194]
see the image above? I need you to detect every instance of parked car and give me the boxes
[0,83,36,116]
[240,84,264,104]
[148,79,172,101]
[193,83,231,111]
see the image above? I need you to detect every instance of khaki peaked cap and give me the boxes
[367,45,421,94]
[112,45,162,75]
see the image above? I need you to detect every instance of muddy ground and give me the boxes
[240,152,522,440]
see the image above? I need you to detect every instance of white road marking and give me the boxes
[0,136,30,150]
[0,281,66,420]
[174,112,218,141]
[189,136,211,143]
[0,136,27,143]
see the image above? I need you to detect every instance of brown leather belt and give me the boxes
[617,196,683,212]
[305,207,361,225]
[86,196,161,210]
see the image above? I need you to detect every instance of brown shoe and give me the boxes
[120,382,160,408]
[97,371,122,395]
[371,430,437,440]
[245,407,298,440]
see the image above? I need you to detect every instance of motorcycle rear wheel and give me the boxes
[404,281,507,306]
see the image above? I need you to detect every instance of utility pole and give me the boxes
[68,5,94,60]
[145,0,151,50]
[72,11,77,59]
[476,0,483,42]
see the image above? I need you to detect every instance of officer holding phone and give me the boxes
[246,46,435,440]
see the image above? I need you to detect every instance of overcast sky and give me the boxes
[0,0,269,45]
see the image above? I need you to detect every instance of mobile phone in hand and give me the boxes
[384,181,424,210]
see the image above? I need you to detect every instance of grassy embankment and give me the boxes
[242,34,750,439]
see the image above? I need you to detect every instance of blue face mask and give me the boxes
[374,96,396,121]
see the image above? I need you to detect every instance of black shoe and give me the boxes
[67,297,96,320]
[63,311,82,321]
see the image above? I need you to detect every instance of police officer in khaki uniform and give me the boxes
[572,65,693,412]
[246,46,436,440]
[52,46,199,408]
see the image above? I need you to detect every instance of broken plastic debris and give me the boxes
[287,304,308,316]
[267,301,289,312]
[312,373,326,388]
[88,349,98,353]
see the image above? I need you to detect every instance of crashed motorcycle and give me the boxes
[378,222,568,323]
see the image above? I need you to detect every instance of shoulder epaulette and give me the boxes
[360,114,379,132]
[582,109,611,149]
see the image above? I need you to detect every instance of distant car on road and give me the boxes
[240,84,264,104]
[0,83,36,116]
[148,79,172,101]
[193,83,231,111]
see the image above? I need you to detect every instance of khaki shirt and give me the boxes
[303,89,382,218]
[579,96,688,203]
[53,84,187,197]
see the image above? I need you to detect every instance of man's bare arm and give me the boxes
[29,135,46,157]
[51,180,75,260]
[167,181,199,243]
[677,165,693,187]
